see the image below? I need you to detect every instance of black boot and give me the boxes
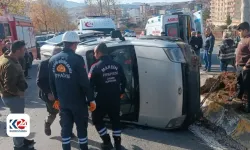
[44,121,51,136]
[14,142,35,150]
[244,103,250,113]
[113,136,121,150]
[79,144,88,150]
[71,133,76,139]
[100,134,113,150]
[23,138,35,146]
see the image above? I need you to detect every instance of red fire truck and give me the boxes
[0,4,36,64]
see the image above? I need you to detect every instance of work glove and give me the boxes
[120,94,125,99]
[53,100,60,110]
[89,101,96,112]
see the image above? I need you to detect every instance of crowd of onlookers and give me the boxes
[189,26,242,72]
[190,22,250,113]
[0,38,31,79]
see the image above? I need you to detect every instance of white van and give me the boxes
[78,16,116,35]
[145,12,204,43]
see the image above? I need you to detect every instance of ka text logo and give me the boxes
[6,114,30,137]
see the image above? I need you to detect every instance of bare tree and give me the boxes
[84,0,100,16]
[83,0,120,18]
[29,0,74,33]
[104,0,112,17]
[0,0,26,15]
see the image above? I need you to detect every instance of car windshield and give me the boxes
[82,28,114,35]
[46,34,63,44]
[47,35,54,39]
[46,33,100,45]
[36,36,47,41]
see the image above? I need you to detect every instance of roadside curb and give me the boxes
[201,96,250,148]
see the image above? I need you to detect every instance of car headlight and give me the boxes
[163,48,186,63]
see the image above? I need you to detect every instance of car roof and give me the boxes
[45,31,101,45]
[76,36,181,55]
[36,35,47,38]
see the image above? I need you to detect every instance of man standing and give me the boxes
[23,50,31,79]
[36,47,76,137]
[196,31,203,66]
[203,28,215,72]
[218,33,236,72]
[89,43,127,150]
[0,40,35,150]
[49,31,96,150]
[18,50,31,80]
[189,31,199,54]
[229,22,250,112]
[2,39,11,54]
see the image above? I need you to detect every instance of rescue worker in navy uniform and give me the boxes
[36,47,76,138]
[89,43,127,150]
[48,31,96,150]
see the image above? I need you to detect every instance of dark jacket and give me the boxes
[37,59,51,101]
[197,36,203,49]
[189,36,199,51]
[0,54,28,97]
[88,55,127,104]
[2,47,8,54]
[236,34,250,69]
[218,38,235,60]
[204,33,215,53]
[49,48,94,110]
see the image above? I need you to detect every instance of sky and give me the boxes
[68,0,189,4]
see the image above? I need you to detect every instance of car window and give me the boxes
[87,45,136,80]
[109,47,135,89]
[0,24,4,39]
[86,46,139,111]
[36,36,47,41]
[46,34,99,45]
[165,23,179,37]
[3,23,11,37]
[46,34,63,44]
[86,50,97,70]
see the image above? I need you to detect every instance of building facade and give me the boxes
[139,3,151,24]
[128,8,140,24]
[210,0,241,26]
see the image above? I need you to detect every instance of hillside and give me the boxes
[53,0,85,8]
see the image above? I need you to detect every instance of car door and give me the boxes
[85,45,139,121]
[193,11,205,44]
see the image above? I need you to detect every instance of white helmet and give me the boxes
[62,31,81,43]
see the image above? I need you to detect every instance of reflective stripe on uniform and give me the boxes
[79,137,88,144]
[113,130,121,137]
[98,127,107,136]
[62,137,71,144]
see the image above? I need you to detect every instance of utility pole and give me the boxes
[100,0,103,15]
[241,0,250,23]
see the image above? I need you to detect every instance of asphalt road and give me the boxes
[0,60,213,150]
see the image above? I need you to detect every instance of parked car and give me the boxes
[124,31,136,37]
[75,31,201,129]
[40,30,103,59]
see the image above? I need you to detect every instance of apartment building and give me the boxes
[210,0,241,26]
[128,8,140,24]
[195,0,211,9]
